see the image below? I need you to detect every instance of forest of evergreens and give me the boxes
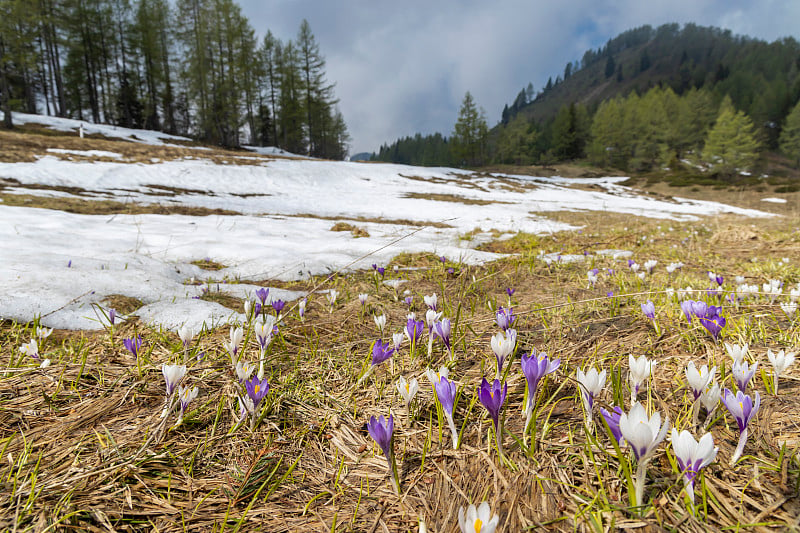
[0,0,349,158]
[373,24,800,175]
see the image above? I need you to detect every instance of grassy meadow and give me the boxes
[1,136,799,531]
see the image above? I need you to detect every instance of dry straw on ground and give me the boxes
[2,211,799,532]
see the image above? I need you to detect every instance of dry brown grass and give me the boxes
[2,212,800,532]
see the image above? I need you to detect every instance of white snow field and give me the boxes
[0,112,774,331]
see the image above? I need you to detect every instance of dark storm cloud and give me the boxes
[236,1,800,153]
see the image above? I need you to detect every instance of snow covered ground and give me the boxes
[0,112,775,331]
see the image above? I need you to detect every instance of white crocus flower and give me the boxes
[243,300,252,320]
[396,375,419,406]
[685,361,716,401]
[619,402,669,506]
[780,302,797,317]
[763,279,782,302]
[671,429,717,503]
[19,339,39,359]
[392,332,405,351]
[373,314,386,332]
[587,270,598,286]
[178,324,194,347]
[628,354,655,403]
[176,385,199,425]
[767,349,796,395]
[664,287,675,299]
[162,364,187,396]
[425,309,442,327]
[490,329,517,379]
[326,290,339,312]
[790,287,800,302]
[36,327,53,339]
[39,358,51,368]
[458,502,499,533]
[235,360,256,383]
[643,259,657,273]
[424,366,449,388]
[423,293,438,310]
[225,326,244,364]
[700,382,721,425]
[576,367,606,432]
[358,293,369,305]
[724,343,748,365]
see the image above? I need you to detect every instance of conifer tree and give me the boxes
[451,91,488,167]
[779,99,800,167]
[702,96,761,176]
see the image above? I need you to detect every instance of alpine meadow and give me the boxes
[1,3,800,532]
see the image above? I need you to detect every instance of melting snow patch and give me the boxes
[761,197,787,204]
[47,148,122,159]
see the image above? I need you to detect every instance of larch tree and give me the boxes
[702,96,761,176]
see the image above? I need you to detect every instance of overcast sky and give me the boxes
[236,1,800,154]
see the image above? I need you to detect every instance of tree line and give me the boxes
[376,85,800,176]
[374,23,800,175]
[0,0,350,158]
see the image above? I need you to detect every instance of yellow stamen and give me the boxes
[255,384,260,394]
[405,383,410,394]
[474,518,483,533]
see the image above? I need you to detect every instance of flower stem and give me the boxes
[356,364,375,386]
[494,419,506,463]
[389,452,401,495]
[446,414,459,450]
[730,428,748,465]
[633,458,650,508]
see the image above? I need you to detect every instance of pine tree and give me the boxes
[451,91,488,167]
[779,99,800,167]
[702,97,761,176]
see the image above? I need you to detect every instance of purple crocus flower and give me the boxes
[67,260,72,268]
[271,299,286,314]
[627,259,635,267]
[367,414,394,460]
[109,308,116,325]
[479,378,507,431]
[722,388,760,435]
[376,267,385,276]
[255,287,269,305]
[254,302,262,318]
[123,335,143,357]
[371,339,395,366]
[371,263,377,271]
[732,360,758,392]
[520,349,560,402]
[495,306,516,331]
[607,291,614,297]
[432,318,452,353]
[506,287,515,297]
[434,376,457,416]
[447,267,455,275]
[439,256,447,263]
[404,318,424,344]
[691,301,708,319]
[715,275,724,287]
[680,300,694,323]
[244,375,270,409]
[698,314,726,341]
[404,296,413,308]
[520,349,560,429]
[600,406,625,445]
[641,300,655,320]
[721,388,760,464]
